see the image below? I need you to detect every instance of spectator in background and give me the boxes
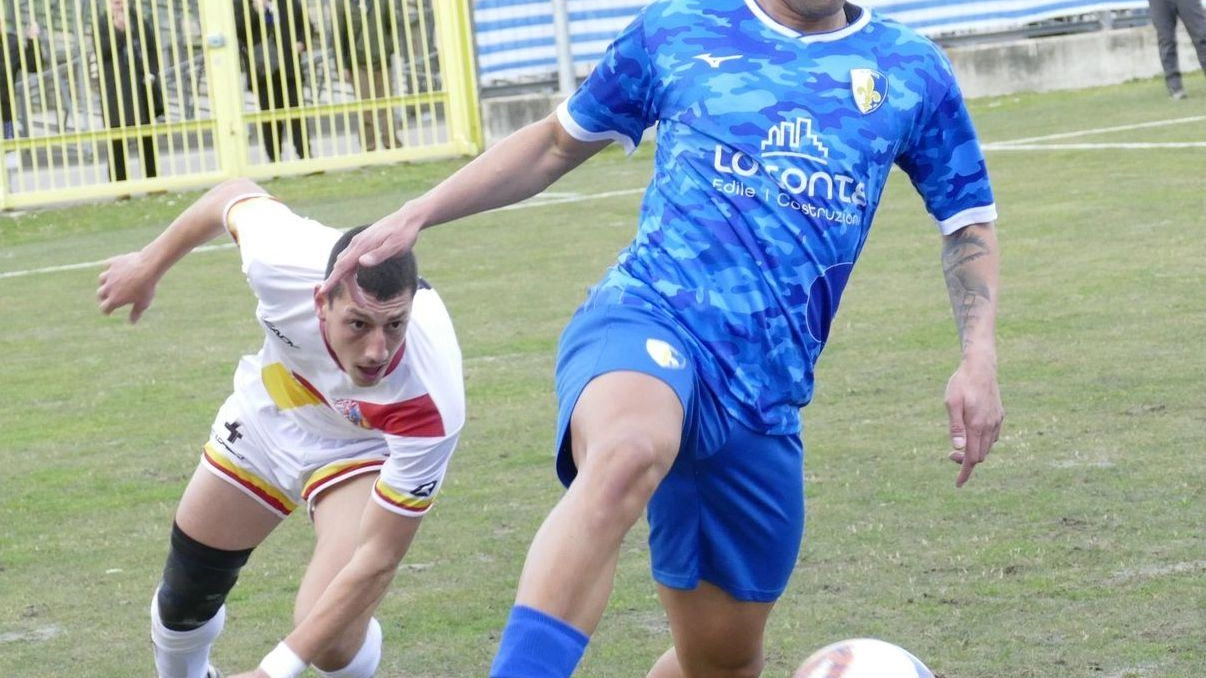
[336,0,402,152]
[94,0,162,183]
[2,13,44,170]
[234,0,311,162]
[1147,0,1206,99]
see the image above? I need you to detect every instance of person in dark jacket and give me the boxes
[1147,0,1206,99]
[94,0,161,182]
[234,0,311,162]
[336,0,402,152]
[2,13,44,168]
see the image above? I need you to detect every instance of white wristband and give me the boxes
[259,641,307,678]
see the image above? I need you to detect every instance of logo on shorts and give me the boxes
[410,480,437,497]
[645,338,687,370]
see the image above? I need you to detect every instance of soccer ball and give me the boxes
[794,638,934,678]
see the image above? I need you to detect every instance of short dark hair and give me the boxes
[325,225,419,302]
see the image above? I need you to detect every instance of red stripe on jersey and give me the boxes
[359,394,445,437]
[292,371,329,405]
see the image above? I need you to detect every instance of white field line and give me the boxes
[1,189,646,281]
[5,114,1202,281]
[984,114,1206,146]
[495,187,644,211]
[0,242,236,280]
[985,142,1206,150]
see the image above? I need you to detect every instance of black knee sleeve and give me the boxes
[155,522,254,632]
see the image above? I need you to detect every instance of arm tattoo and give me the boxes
[942,228,994,350]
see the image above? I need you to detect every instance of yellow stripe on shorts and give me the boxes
[203,442,297,516]
[374,479,435,515]
[301,458,384,502]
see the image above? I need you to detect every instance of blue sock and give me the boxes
[490,605,590,678]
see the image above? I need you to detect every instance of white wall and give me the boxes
[481,24,1200,146]
[951,25,1198,98]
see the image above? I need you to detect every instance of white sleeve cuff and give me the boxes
[221,192,275,239]
[936,204,998,235]
[555,100,637,155]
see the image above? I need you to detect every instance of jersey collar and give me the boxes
[744,1,871,43]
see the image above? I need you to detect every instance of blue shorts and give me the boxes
[554,300,805,603]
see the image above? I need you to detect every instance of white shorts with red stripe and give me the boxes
[202,392,387,519]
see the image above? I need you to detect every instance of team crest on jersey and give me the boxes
[850,68,887,114]
[333,398,372,429]
[646,338,687,370]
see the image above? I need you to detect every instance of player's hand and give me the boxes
[320,209,421,300]
[96,251,158,323]
[944,358,1003,488]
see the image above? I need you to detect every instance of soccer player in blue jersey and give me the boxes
[326,1,1004,676]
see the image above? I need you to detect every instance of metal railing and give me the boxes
[1,0,481,210]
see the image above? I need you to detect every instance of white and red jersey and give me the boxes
[220,193,465,517]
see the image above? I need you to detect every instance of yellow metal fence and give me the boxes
[0,0,481,210]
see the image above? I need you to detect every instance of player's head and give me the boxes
[324,225,419,302]
[315,225,419,387]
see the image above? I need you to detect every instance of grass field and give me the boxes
[1,77,1204,678]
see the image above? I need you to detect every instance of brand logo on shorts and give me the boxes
[645,338,687,370]
[411,480,437,497]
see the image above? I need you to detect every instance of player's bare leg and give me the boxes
[647,581,775,678]
[153,466,283,678]
[174,466,284,548]
[492,371,682,677]
[520,370,681,629]
[295,473,385,677]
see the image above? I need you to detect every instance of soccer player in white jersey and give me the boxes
[97,178,465,678]
[327,1,1003,676]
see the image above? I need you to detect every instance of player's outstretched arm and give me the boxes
[323,113,609,296]
[940,221,1004,487]
[227,502,423,678]
[97,178,265,323]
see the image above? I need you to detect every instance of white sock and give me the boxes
[314,617,383,678]
[150,592,226,678]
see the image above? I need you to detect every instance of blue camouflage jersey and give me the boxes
[557,0,997,435]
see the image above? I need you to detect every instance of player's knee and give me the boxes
[679,644,764,678]
[580,433,671,521]
[610,433,673,489]
[155,522,254,632]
